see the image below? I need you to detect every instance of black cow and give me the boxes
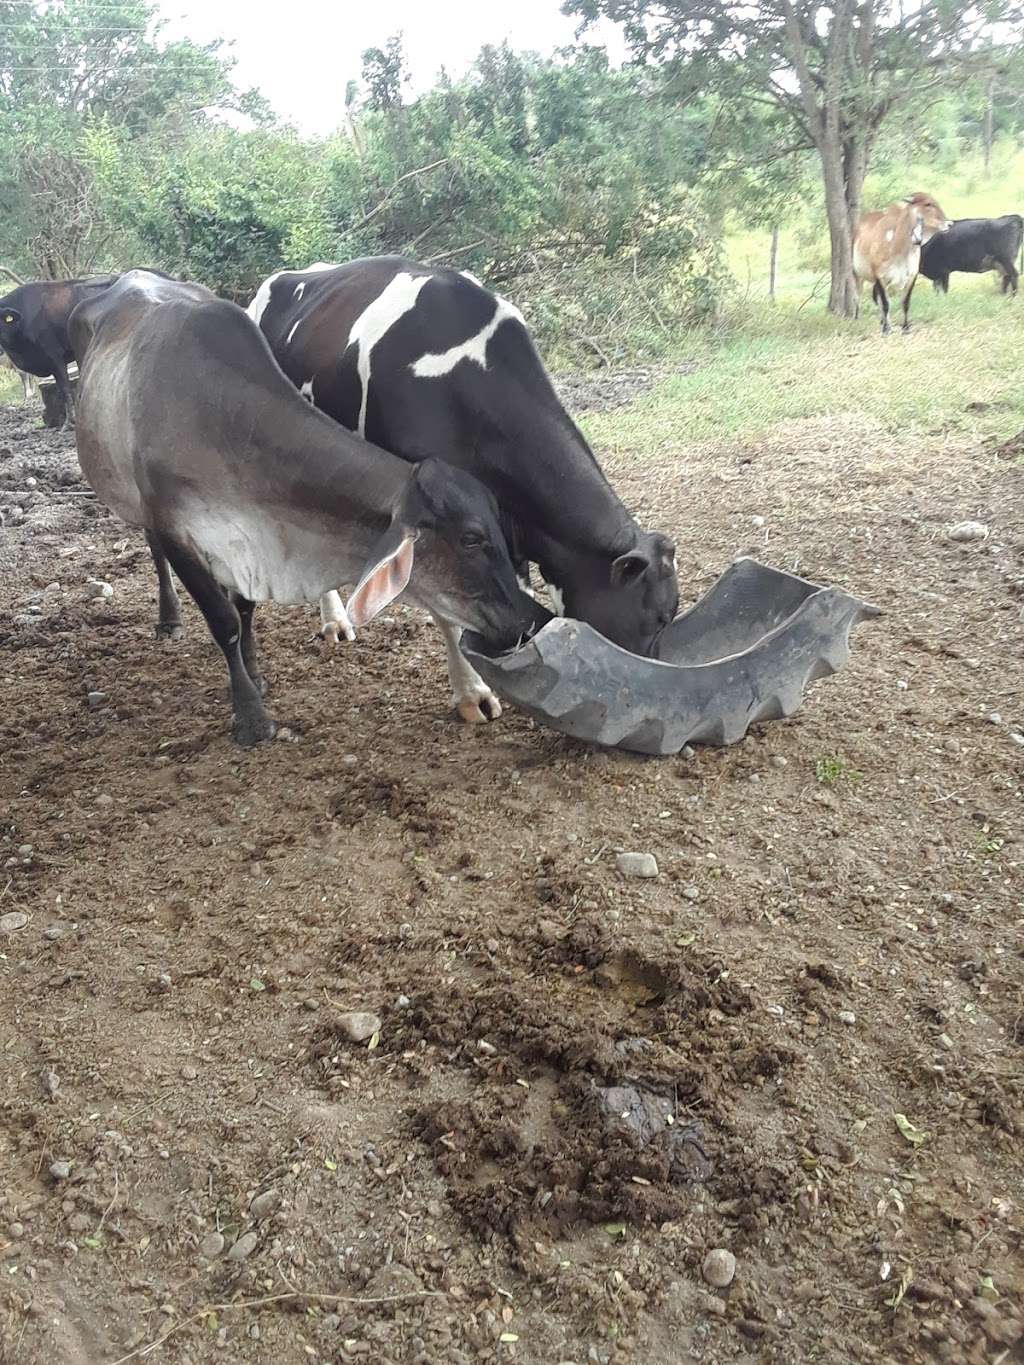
[919,215,1023,295]
[248,257,678,723]
[0,270,170,426]
[71,272,545,746]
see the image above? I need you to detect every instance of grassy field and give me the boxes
[583,146,1023,458]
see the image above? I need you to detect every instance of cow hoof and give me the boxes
[456,688,502,724]
[319,621,356,645]
[155,621,183,641]
[233,713,277,747]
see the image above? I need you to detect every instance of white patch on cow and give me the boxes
[411,295,525,379]
[347,272,432,437]
[546,583,565,616]
[433,615,501,723]
[885,228,894,242]
[293,282,306,302]
[319,590,355,643]
[247,272,282,326]
[285,318,302,345]
[300,379,315,402]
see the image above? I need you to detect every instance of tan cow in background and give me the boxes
[853,192,951,333]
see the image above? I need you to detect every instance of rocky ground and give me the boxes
[0,386,1022,1365]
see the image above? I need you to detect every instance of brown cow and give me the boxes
[853,192,951,334]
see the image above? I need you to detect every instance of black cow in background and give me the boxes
[0,270,170,427]
[919,215,1022,296]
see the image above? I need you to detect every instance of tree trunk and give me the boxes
[769,226,779,300]
[983,74,995,176]
[821,137,859,316]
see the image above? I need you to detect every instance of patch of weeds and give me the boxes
[815,753,862,787]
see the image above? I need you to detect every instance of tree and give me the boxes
[566,0,1023,316]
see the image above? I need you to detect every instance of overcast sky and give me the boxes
[159,0,627,136]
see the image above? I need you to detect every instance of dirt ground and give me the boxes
[0,377,1022,1365]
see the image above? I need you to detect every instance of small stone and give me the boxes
[896,679,909,691]
[341,754,358,767]
[275,727,293,742]
[86,579,113,600]
[766,1004,784,1017]
[181,1065,198,1081]
[937,1032,954,1050]
[17,844,32,858]
[9,1223,24,1239]
[682,884,701,902]
[157,972,172,991]
[985,712,1002,726]
[336,1011,381,1043]
[537,919,560,946]
[681,745,696,760]
[838,1010,856,1026]
[44,926,64,940]
[395,995,411,1009]
[86,691,107,709]
[227,1230,258,1261]
[770,755,788,768]
[1010,732,1024,747]
[94,793,114,808]
[750,515,765,528]
[249,1190,279,1220]
[477,1040,497,1056]
[616,852,658,879]
[946,521,988,543]
[486,937,500,953]
[49,1161,72,1182]
[25,476,38,489]
[702,1248,737,1288]
[0,912,29,933]
[703,1293,727,1316]
[200,1231,225,1259]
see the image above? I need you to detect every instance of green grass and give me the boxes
[581,145,1024,457]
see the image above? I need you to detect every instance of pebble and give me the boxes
[986,712,1003,726]
[227,1230,258,1261]
[616,852,658,879]
[838,1010,856,1026]
[751,515,765,528]
[9,1223,24,1239]
[395,995,411,1009]
[49,1161,72,1181]
[86,691,107,709]
[770,754,788,768]
[341,754,358,767]
[477,1040,497,1056]
[682,884,701,903]
[702,1248,737,1288]
[274,727,294,742]
[336,1011,381,1043]
[0,912,29,934]
[200,1231,225,1259]
[44,926,63,940]
[86,579,113,600]
[946,521,988,543]
[681,745,696,760]
[249,1190,279,1219]
[95,794,114,808]
[181,1065,198,1081]
[938,1032,954,1050]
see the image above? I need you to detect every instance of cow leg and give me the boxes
[900,276,917,333]
[232,594,269,696]
[872,282,891,334]
[145,530,184,639]
[53,362,75,429]
[999,259,1018,295]
[432,614,502,724]
[155,536,276,746]
[319,590,355,644]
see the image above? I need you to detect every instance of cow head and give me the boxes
[561,531,679,656]
[903,193,951,243]
[347,457,548,650]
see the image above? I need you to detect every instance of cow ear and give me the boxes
[1,308,21,326]
[346,526,417,628]
[611,550,650,588]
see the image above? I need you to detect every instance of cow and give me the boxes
[247,256,679,723]
[853,192,951,334]
[919,214,1022,296]
[0,351,34,401]
[0,270,170,427]
[69,272,547,746]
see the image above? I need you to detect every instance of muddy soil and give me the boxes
[0,389,1022,1365]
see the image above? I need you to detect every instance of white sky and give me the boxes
[159,0,627,136]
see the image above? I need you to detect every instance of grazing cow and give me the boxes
[247,256,679,722]
[0,351,34,401]
[919,215,1023,296]
[70,272,546,746]
[853,192,951,333]
[0,270,169,427]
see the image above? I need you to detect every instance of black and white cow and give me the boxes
[919,215,1022,295]
[247,256,678,723]
[70,272,545,745]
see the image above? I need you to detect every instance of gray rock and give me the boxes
[9,1223,24,1239]
[44,926,64,940]
[249,1190,279,1220]
[49,1161,72,1181]
[616,852,658,879]
[682,884,701,903]
[702,1248,737,1288]
[200,1230,225,1259]
[86,691,107,709]
[227,1230,258,1261]
[0,912,29,934]
[838,1010,856,1026]
[946,521,988,543]
[336,1011,381,1043]
[986,712,1002,726]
